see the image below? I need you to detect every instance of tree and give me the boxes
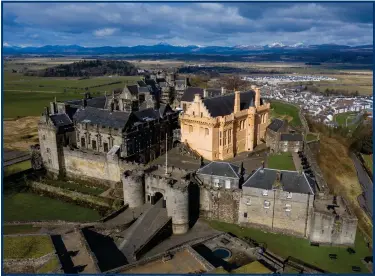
[218,74,248,91]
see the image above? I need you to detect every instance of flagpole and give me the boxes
[165,132,168,175]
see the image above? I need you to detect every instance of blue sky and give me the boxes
[2,2,373,47]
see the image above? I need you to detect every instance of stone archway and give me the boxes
[152,192,166,208]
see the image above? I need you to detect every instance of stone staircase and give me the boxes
[116,200,170,263]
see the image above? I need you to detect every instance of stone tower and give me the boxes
[122,170,145,208]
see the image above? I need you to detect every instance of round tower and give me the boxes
[168,184,190,234]
[122,170,145,208]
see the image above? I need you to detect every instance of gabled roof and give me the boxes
[280,133,303,141]
[126,85,139,97]
[134,104,173,122]
[243,168,314,195]
[181,87,204,102]
[73,107,133,130]
[267,118,285,132]
[65,96,107,109]
[197,161,241,178]
[50,113,72,127]
[202,90,255,117]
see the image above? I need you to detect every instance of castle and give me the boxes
[37,78,358,247]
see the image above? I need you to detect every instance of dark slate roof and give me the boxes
[65,96,107,109]
[73,107,132,129]
[197,161,241,178]
[181,87,204,102]
[134,104,173,121]
[139,87,151,94]
[50,113,72,127]
[157,78,166,83]
[280,133,303,141]
[137,80,147,87]
[203,91,255,117]
[175,79,186,84]
[267,118,285,132]
[127,85,139,96]
[243,168,314,194]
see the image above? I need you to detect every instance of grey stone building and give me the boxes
[266,118,303,153]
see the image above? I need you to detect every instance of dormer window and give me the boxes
[213,179,220,188]
[262,190,268,196]
[246,199,251,206]
[287,192,292,199]
[285,204,292,212]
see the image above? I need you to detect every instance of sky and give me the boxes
[2,2,373,47]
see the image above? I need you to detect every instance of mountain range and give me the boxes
[3,43,373,55]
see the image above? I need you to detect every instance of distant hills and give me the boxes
[3,43,373,55]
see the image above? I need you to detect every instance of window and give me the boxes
[244,212,248,218]
[205,128,209,136]
[48,159,52,164]
[200,112,203,117]
[183,104,187,111]
[103,142,109,153]
[213,179,220,188]
[42,135,46,140]
[46,148,50,153]
[193,111,195,116]
[228,129,232,144]
[262,190,268,196]
[189,125,193,133]
[245,199,251,206]
[219,131,222,146]
[147,195,151,202]
[225,180,231,189]
[287,192,292,199]
[81,137,86,147]
[92,140,97,150]
[285,204,291,212]
[224,130,227,146]
[264,200,270,209]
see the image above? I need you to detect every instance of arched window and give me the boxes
[81,137,86,148]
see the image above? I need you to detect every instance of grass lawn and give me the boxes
[43,178,106,196]
[4,72,140,118]
[3,235,55,259]
[3,225,41,235]
[4,192,101,222]
[361,154,373,175]
[37,256,61,273]
[306,133,319,142]
[267,152,295,171]
[4,160,32,177]
[208,220,371,274]
[269,101,302,127]
[334,112,358,127]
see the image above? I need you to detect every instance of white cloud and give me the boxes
[94,28,117,37]
[3,42,11,47]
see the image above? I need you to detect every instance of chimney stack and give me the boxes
[203,89,208,98]
[276,171,282,182]
[221,87,226,95]
[194,93,201,102]
[255,87,261,108]
[82,98,87,108]
[261,161,265,169]
[234,91,241,113]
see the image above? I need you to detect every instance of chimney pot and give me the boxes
[203,89,208,98]
[234,91,241,113]
[194,93,201,102]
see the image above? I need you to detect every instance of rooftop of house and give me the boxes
[243,168,315,195]
[65,95,107,109]
[267,118,285,132]
[49,113,73,127]
[280,133,303,142]
[196,161,242,179]
[202,90,258,117]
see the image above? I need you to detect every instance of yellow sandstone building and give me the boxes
[179,87,270,161]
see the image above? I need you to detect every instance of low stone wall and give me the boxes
[3,252,59,272]
[28,181,114,208]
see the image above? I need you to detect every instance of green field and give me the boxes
[37,256,61,273]
[334,112,359,127]
[4,72,141,118]
[4,192,101,222]
[208,220,371,274]
[270,101,302,127]
[361,154,373,175]
[267,152,295,171]
[4,235,55,259]
[4,160,32,177]
[3,225,42,235]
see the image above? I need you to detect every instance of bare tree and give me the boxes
[218,74,248,91]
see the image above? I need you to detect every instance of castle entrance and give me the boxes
[152,192,166,208]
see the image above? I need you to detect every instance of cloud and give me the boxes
[94,28,117,37]
[2,2,373,47]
